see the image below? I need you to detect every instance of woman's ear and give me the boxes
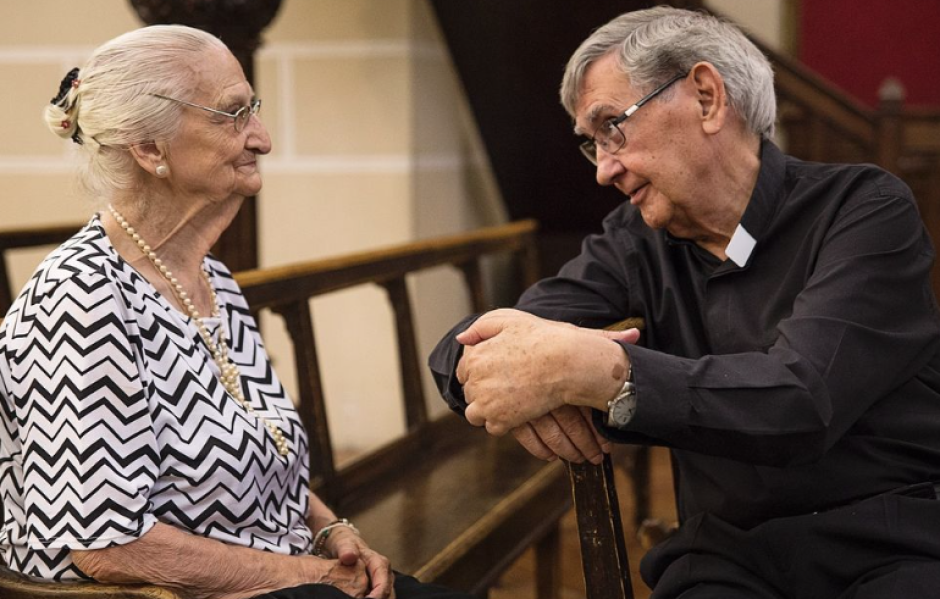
[128,142,167,177]
[689,62,729,135]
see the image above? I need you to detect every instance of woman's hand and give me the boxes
[71,521,380,599]
[322,528,395,599]
[298,554,372,598]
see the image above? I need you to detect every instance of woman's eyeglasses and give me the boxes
[152,94,261,133]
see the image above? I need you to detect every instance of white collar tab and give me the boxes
[725,224,756,267]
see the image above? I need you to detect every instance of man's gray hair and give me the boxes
[560,6,776,139]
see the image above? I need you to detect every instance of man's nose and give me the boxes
[595,149,625,186]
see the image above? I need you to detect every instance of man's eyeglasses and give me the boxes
[152,94,262,133]
[579,72,687,166]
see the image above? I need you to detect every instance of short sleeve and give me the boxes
[6,272,160,551]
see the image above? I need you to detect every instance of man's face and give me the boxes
[574,54,706,240]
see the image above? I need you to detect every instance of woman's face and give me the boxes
[163,45,272,204]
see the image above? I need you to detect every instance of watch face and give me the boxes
[610,393,637,426]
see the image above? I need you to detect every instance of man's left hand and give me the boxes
[456,309,637,435]
[512,405,610,464]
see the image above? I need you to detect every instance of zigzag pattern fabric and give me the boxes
[0,216,312,580]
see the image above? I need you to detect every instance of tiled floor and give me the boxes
[490,446,678,599]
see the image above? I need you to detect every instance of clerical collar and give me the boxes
[725,224,756,267]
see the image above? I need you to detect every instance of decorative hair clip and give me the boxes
[51,67,80,106]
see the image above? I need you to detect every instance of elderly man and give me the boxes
[429,6,940,599]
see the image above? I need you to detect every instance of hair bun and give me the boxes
[51,67,81,107]
[45,68,84,145]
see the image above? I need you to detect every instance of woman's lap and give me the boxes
[252,573,474,599]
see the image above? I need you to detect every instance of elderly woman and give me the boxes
[0,25,470,599]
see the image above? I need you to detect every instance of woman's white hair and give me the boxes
[560,6,776,139]
[43,25,228,201]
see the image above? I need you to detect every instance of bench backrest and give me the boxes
[0,224,81,314]
[0,221,540,512]
[234,219,540,507]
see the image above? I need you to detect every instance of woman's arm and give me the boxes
[71,521,369,599]
[306,490,339,533]
[306,491,395,599]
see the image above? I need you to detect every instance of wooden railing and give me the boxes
[232,219,582,595]
[235,220,541,505]
[758,37,940,297]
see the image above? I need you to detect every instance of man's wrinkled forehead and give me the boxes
[572,57,636,136]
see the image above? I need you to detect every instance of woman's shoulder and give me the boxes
[4,217,123,320]
[38,218,119,278]
[203,253,250,311]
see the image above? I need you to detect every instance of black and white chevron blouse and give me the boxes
[0,215,312,580]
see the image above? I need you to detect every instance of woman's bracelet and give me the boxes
[312,518,359,556]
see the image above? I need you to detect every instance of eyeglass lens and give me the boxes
[581,118,626,166]
[234,100,261,132]
[579,72,686,166]
[598,122,624,153]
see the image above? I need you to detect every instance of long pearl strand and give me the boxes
[108,205,289,457]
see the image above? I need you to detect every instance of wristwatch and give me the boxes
[606,367,637,427]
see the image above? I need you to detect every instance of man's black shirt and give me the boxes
[430,141,940,529]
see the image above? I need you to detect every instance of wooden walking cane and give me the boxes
[568,317,646,599]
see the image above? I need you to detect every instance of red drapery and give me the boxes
[799,1,940,108]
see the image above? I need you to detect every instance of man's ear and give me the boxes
[689,62,728,135]
[128,142,166,177]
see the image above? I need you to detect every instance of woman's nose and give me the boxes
[246,114,272,155]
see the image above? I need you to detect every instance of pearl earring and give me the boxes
[155,165,168,177]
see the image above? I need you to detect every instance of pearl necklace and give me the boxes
[108,205,290,457]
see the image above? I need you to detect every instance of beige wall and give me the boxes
[0,1,142,282]
[705,0,786,50]
[0,0,502,455]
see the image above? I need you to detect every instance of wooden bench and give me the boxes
[235,218,570,595]
[0,220,570,598]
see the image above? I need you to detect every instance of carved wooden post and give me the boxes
[128,0,283,273]
[380,277,430,432]
[568,455,634,599]
[875,76,905,176]
[519,225,541,288]
[569,317,647,599]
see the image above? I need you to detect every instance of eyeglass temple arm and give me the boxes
[634,72,687,110]
[152,94,239,118]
